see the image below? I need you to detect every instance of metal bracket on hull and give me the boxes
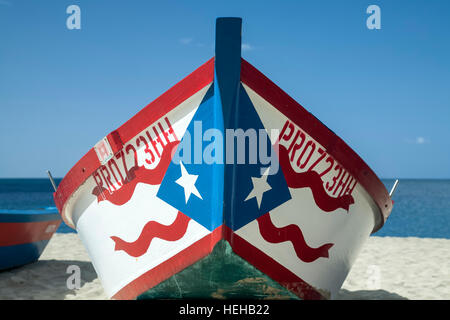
[389,179,399,197]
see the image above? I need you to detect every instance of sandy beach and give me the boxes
[0,234,448,300]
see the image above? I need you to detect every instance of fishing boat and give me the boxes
[0,209,61,270]
[53,18,393,300]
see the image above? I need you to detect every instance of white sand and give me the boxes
[338,236,450,300]
[0,234,108,300]
[0,234,448,300]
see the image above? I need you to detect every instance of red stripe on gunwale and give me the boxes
[0,220,61,247]
[112,225,223,300]
[54,58,215,227]
[223,226,325,300]
[240,58,392,232]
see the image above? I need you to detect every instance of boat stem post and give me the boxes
[389,179,399,197]
[214,17,242,124]
[47,170,57,192]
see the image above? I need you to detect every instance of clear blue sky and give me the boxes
[0,0,449,179]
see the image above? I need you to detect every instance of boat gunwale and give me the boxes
[0,210,61,223]
[54,57,392,232]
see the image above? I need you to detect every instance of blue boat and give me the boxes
[0,209,61,270]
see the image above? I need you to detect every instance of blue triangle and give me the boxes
[157,86,224,231]
[157,83,291,232]
[223,84,291,231]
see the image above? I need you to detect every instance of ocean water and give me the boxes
[0,178,448,239]
[375,179,450,239]
[0,179,74,233]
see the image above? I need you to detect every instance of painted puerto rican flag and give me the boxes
[54,18,391,300]
[82,62,362,300]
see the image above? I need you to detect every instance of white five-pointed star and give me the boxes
[244,167,272,209]
[175,161,203,203]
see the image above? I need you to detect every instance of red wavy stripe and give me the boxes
[110,211,191,258]
[92,141,179,206]
[257,213,333,263]
[278,144,354,212]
